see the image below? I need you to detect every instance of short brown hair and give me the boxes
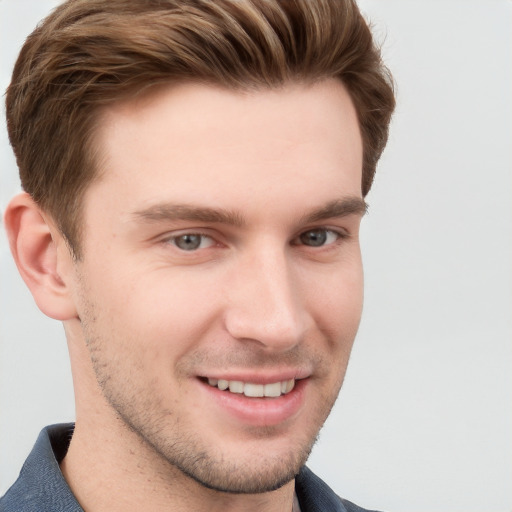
[6,0,394,256]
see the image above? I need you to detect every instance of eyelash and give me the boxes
[163,227,348,252]
[292,228,348,248]
[164,233,216,251]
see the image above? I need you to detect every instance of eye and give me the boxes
[167,233,215,251]
[296,228,343,247]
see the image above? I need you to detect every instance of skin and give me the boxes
[6,79,364,512]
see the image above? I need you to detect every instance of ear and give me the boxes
[4,192,78,321]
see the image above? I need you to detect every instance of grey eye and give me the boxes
[173,234,204,251]
[299,229,328,247]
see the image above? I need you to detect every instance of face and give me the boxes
[71,80,364,493]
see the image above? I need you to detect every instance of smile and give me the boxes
[206,378,296,398]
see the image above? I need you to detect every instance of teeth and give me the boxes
[206,378,296,397]
[228,381,244,393]
[282,379,294,394]
[217,379,229,390]
[264,382,282,397]
[244,383,264,397]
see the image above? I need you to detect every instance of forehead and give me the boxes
[86,79,363,220]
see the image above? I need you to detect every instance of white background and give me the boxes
[1,1,511,511]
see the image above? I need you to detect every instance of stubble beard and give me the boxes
[91,359,335,494]
[123,417,319,494]
[81,307,344,495]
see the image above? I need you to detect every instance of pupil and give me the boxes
[176,234,201,250]
[301,230,326,247]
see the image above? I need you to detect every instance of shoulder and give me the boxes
[296,466,383,512]
[0,424,82,512]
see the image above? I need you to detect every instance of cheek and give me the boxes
[307,260,364,334]
[81,266,225,360]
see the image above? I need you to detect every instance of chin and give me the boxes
[173,446,313,494]
[134,419,320,495]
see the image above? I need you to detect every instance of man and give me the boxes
[1,0,394,510]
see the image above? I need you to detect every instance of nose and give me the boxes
[223,246,310,352]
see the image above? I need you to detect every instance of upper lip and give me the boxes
[198,368,311,384]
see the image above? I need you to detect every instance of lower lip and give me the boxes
[198,378,307,427]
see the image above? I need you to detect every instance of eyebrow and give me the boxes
[131,196,367,226]
[132,204,246,226]
[300,197,368,223]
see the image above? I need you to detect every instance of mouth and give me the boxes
[204,377,296,398]
[197,374,308,426]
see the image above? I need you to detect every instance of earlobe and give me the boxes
[4,192,78,321]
